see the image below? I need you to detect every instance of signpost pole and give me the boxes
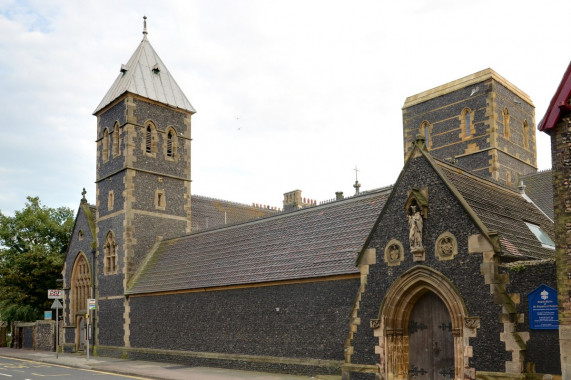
[56,306,59,359]
[86,298,96,360]
[86,311,90,361]
[48,289,63,359]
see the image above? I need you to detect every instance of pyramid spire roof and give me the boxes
[94,17,195,114]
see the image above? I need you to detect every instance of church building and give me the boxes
[62,22,560,379]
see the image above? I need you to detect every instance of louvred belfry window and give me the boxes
[167,130,173,157]
[146,126,152,153]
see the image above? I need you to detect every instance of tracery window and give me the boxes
[102,128,110,162]
[71,254,91,317]
[113,123,120,157]
[503,108,510,138]
[104,231,118,275]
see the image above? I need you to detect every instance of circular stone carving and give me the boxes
[384,239,404,266]
[435,231,458,261]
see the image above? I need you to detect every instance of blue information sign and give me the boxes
[528,284,558,330]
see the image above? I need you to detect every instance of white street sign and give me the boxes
[48,289,63,299]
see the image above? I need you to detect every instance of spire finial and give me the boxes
[143,16,148,38]
[353,166,361,195]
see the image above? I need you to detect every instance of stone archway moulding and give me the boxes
[370,266,478,380]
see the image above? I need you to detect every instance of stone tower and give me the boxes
[92,19,194,346]
[402,69,537,186]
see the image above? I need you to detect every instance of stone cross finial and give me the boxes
[81,188,87,203]
[353,166,361,196]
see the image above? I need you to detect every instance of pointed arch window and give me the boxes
[165,127,178,160]
[460,108,474,139]
[104,231,118,275]
[167,130,174,157]
[503,108,510,138]
[71,254,91,317]
[146,126,152,153]
[113,123,120,157]
[420,121,431,149]
[523,120,529,148]
[144,122,158,156]
[102,128,110,162]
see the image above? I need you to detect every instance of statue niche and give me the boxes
[405,188,428,261]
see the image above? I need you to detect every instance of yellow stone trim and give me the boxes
[132,209,187,221]
[403,68,533,108]
[123,297,130,347]
[98,296,124,300]
[97,209,126,222]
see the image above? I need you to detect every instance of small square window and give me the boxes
[524,222,555,249]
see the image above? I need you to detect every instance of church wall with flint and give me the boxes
[345,154,507,378]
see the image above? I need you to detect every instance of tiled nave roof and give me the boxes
[128,188,391,294]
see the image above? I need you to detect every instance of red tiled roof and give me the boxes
[538,61,571,132]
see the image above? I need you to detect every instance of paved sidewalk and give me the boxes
[0,348,337,380]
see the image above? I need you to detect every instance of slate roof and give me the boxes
[94,34,195,114]
[521,170,554,221]
[127,188,391,295]
[190,195,278,232]
[437,161,555,260]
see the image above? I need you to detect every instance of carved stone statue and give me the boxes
[408,205,423,252]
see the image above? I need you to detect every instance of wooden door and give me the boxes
[76,316,85,352]
[408,292,454,379]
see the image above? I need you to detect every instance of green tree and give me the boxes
[0,197,74,323]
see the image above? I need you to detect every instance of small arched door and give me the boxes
[407,292,454,379]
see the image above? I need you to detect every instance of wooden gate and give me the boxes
[408,292,454,379]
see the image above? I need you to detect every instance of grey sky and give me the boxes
[0,0,568,215]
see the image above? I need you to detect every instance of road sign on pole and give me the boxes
[48,289,63,299]
[50,296,63,359]
[50,299,63,310]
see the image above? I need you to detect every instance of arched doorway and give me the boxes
[407,292,454,379]
[372,266,475,379]
[71,253,91,352]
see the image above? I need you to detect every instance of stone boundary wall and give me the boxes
[11,321,58,351]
